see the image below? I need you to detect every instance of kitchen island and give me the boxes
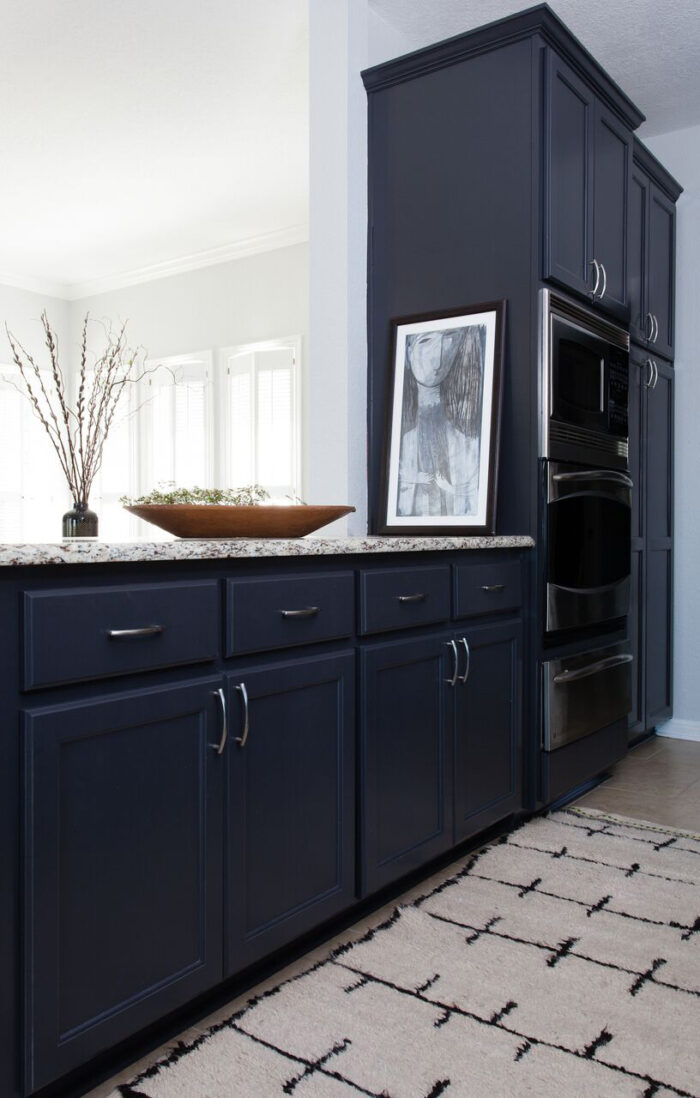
[0,534,532,1096]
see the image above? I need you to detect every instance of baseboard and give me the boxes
[656,719,700,742]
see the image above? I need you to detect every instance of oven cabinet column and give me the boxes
[22,678,226,1095]
[224,652,356,976]
[360,633,455,895]
[453,620,522,843]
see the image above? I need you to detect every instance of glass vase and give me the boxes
[62,501,98,539]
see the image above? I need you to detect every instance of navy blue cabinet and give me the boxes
[361,634,454,894]
[22,678,225,1092]
[630,144,679,359]
[628,348,674,736]
[544,51,631,320]
[454,620,522,842]
[361,619,522,893]
[225,652,355,972]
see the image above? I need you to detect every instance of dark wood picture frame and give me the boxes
[378,300,506,536]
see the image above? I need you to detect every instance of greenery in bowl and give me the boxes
[121,484,270,506]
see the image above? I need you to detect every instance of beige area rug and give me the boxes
[116,809,700,1098]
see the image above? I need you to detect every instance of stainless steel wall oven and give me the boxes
[545,462,632,634]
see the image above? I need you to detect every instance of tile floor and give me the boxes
[85,732,700,1097]
[574,733,700,832]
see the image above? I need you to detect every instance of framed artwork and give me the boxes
[379,300,506,535]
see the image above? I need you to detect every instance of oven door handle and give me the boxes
[552,470,633,488]
[553,652,633,685]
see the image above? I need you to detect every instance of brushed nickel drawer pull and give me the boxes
[106,625,164,639]
[480,584,505,593]
[396,592,426,603]
[209,688,228,755]
[280,606,320,619]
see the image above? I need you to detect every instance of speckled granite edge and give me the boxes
[0,535,534,567]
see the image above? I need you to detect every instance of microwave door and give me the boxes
[551,317,608,433]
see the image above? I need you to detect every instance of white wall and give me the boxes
[308,0,415,534]
[645,124,700,740]
[0,282,69,365]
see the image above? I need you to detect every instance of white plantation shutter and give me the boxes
[139,353,213,491]
[222,339,300,499]
[0,365,69,540]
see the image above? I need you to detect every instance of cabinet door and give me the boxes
[23,679,224,1093]
[546,54,596,298]
[648,186,676,359]
[627,350,647,738]
[544,53,595,298]
[225,652,355,974]
[361,634,453,895]
[628,165,650,344]
[454,621,521,842]
[645,360,674,725]
[592,102,631,319]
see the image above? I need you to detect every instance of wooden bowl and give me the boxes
[125,503,356,539]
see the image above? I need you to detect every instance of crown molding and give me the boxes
[0,271,68,300]
[0,224,310,303]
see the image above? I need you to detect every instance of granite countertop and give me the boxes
[0,534,534,567]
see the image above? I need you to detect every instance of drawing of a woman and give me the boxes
[397,325,484,517]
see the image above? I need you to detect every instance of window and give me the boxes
[0,364,69,540]
[0,337,303,539]
[220,338,301,499]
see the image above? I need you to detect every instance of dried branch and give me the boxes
[5,313,151,506]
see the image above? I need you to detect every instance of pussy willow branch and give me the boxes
[5,312,153,504]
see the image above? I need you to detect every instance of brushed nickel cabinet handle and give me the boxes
[652,314,659,344]
[553,652,633,685]
[458,637,471,684]
[589,259,601,298]
[209,688,228,755]
[444,640,459,687]
[396,592,426,603]
[480,584,505,593]
[280,606,319,619]
[106,625,164,639]
[644,359,654,388]
[646,312,654,342]
[235,683,249,748]
[598,261,607,299]
[652,360,659,389]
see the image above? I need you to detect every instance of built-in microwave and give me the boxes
[540,289,630,470]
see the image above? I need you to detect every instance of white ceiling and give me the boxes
[0,0,308,297]
[370,0,700,139]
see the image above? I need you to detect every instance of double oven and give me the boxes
[540,290,633,752]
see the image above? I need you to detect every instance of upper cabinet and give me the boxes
[544,51,632,322]
[629,140,682,360]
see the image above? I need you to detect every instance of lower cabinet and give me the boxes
[361,621,521,894]
[23,678,225,1093]
[225,651,356,973]
[360,634,454,894]
[454,620,522,842]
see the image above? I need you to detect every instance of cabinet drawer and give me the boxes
[226,572,354,656]
[359,566,450,636]
[23,581,219,690]
[454,561,521,619]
